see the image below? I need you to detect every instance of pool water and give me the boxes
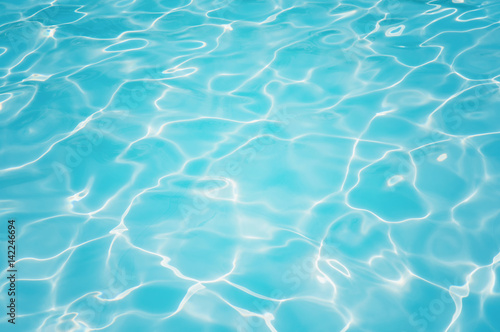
[1,0,500,331]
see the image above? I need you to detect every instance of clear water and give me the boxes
[1,0,500,331]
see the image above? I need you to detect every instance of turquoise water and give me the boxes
[1,0,500,331]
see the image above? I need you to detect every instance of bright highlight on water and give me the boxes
[1,0,500,331]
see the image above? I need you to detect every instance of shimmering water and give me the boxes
[1,0,500,331]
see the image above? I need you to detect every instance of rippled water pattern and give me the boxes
[1,0,500,331]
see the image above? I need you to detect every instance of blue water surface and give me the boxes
[1,0,500,331]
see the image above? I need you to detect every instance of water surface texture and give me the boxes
[1,0,500,331]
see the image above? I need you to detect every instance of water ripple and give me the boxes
[1,0,499,331]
